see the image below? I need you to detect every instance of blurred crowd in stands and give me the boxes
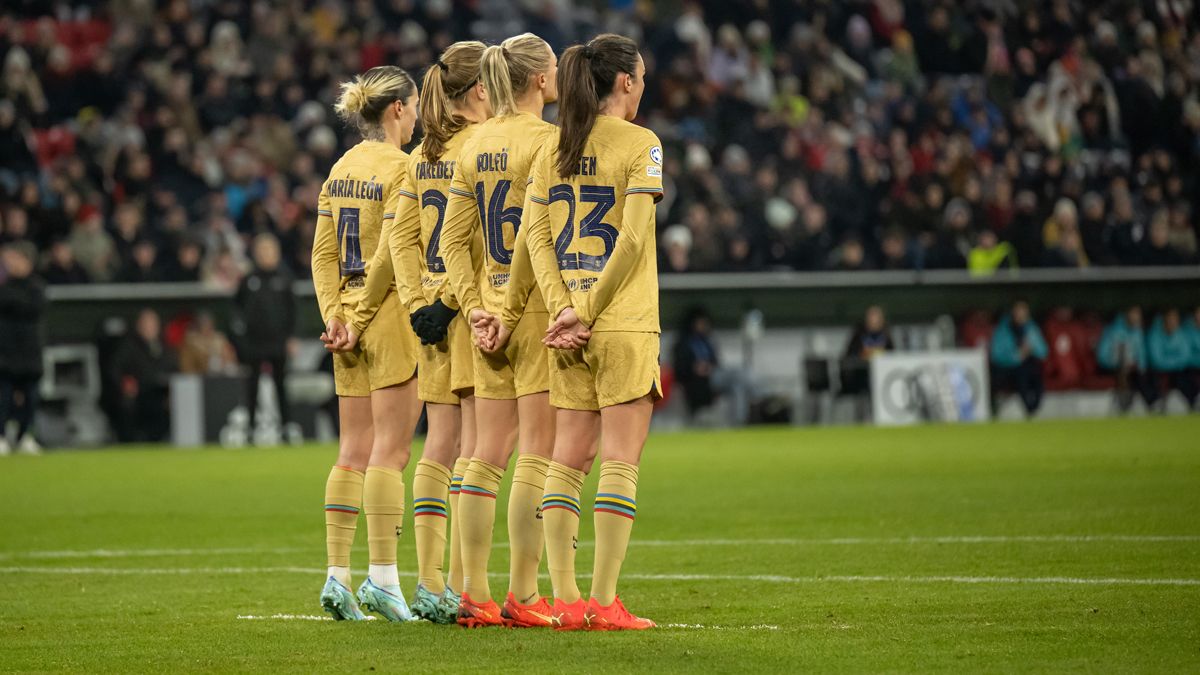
[0,0,1198,286]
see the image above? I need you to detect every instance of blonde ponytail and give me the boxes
[480,33,553,118]
[334,66,417,138]
[420,41,486,162]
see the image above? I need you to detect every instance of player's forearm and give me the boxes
[525,196,573,318]
[311,220,342,323]
[389,202,425,313]
[348,233,394,334]
[440,191,484,316]
[501,227,536,329]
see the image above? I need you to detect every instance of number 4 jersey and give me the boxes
[441,111,556,319]
[526,116,664,333]
[312,140,410,324]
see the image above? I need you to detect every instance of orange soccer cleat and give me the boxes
[501,593,554,628]
[456,593,507,628]
[583,596,656,631]
[548,597,587,631]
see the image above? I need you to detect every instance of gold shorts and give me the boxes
[417,313,474,405]
[473,310,551,400]
[333,291,418,397]
[549,331,661,411]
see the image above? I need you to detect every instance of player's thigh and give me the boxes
[362,291,420,393]
[517,391,554,459]
[585,331,662,410]
[549,346,599,412]
[510,310,551,398]
[473,396,518,467]
[599,394,654,466]
[552,408,600,472]
[472,343,517,400]
[335,395,373,470]
[459,395,476,460]
[449,315,476,399]
[368,379,419,470]
[422,401,461,468]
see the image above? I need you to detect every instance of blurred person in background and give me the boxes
[841,304,895,403]
[230,233,296,440]
[109,308,174,443]
[1097,306,1156,412]
[990,300,1048,417]
[1147,308,1198,410]
[968,229,1017,276]
[671,306,750,425]
[178,312,238,376]
[1186,308,1200,393]
[0,243,45,455]
[41,238,89,284]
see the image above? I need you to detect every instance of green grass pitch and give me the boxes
[1,417,1198,672]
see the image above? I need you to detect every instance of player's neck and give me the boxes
[515,88,544,118]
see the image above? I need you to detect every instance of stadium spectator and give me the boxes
[968,229,1017,276]
[178,312,238,376]
[1097,307,1156,412]
[0,242,45,455]
[672,306,721,421]
[108,308,174,443]
[3,1,1199,276]
[41,238,89,284]
[841,305,894,398]
[230,233,295,437]
[1147,309,1198,410]
[990,300,1048,417]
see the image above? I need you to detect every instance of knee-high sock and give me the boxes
[324,466,364,587]
[542,462,584,603]
[457,458,504,600]
[447,456,470,594]
[591,461,638,605]
[507,454,550,603]
[412,459,451,594]
[363,466,405,571]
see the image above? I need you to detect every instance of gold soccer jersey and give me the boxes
[311,140,409,324]
[525,116,664,333]
[441,111,555,319]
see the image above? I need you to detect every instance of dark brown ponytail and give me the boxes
[555,33,639,178]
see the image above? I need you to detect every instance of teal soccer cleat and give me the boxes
[357,578,417,622]
[411,584,457,624]
[320,577,367,621]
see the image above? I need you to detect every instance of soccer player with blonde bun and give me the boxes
[522,33,663,631]
[344,41,488,624]
[310,65,422,622]
[438,33,559,628]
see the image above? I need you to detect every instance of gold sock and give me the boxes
[542,461,585,603]
[447,456,471,594]
[507,454,550,603]
[457,458,504,601]
[324,466,364,570]
[591,461,639,605]
[363,466,405,566]
[412,459,451,594]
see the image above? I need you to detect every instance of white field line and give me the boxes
[237,613,375,622]
[3,535,1197,561]
[2,566,1198,587]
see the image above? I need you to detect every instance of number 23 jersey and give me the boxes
[312,140,409,323]
[528,116,664,333]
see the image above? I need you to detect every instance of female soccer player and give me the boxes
[522,34,663,631]
[438,33,558,628]
[310,65,422,621]
[345,41,488,624]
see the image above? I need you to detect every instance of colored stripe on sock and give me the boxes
[460,485,496,499]
[542,493,581,516]
[594,493,636,519]
[450,475,464,495]
[414,497,448,518]
[325,504,360,514]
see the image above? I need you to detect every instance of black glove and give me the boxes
[410,299,457,345]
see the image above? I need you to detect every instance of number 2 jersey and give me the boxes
[525,115,664,333]
[441,111,555,321]
[311,140,409,324]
